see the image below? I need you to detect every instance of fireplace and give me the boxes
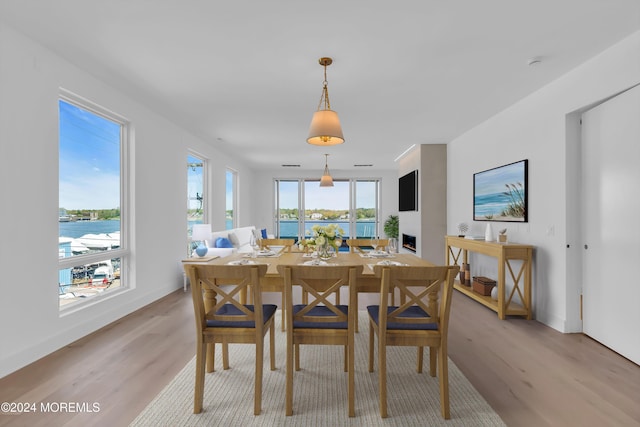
[402,233,416,253]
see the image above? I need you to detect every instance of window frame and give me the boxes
[58,90,130,312]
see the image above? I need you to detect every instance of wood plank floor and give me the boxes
[1,289,639,427]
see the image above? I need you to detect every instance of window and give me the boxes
[274,178,381,245]
[226,168,237,230]
[58,93,129,310]
[188,153,207,254]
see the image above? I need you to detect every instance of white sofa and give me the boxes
[203,225,273,258]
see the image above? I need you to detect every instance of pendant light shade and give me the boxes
[307,57,345,146]
[319,154,334,187]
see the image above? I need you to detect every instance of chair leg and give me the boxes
[222,341,230,370]
[368,319,375,372]
[378,340,388,418]
[295,344,300,371]
[355,295,359,333]
[438,345,450,419]
[194,339,207,414]
[281,293,286,331]
[343,345,348,372]
[270,323,276,371]
[206,342,215,373]
[254,339,264,415]
[417,346,423,373]
[286,333,294,415]
[429,346,437,377]
[348,334,355,417]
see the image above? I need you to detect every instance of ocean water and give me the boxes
[474,192,513,218]
[59,220,120,239]
[59,219,378,239]
[275,220,376,239]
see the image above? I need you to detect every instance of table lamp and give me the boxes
[191,224,211,257]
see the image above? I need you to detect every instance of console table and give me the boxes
[445,236,533,320]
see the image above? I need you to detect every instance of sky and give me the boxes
[59,100,121,210]
[59,99,377,213]
[474,160,526,196]
[279,180,376,210]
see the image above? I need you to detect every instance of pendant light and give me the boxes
[319,154,334,187]
[307,57,345,146]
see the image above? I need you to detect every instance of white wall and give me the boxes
[0,23,253,377]
[447,31,640,332]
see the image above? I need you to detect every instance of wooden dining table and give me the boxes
[183,250,435,371]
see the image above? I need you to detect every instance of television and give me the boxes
[473,159,528,222]
[399,170,418,212]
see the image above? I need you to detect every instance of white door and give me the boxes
[581,84,640,365]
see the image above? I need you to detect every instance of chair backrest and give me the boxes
[346,238,389,254]
[185,264,268,335]
[372,265,459,332]
[260,238,295,254]
[277,264,362,326]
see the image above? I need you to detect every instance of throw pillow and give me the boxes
[228,232,240,248]
[261,228,268,239]
[215,237,234,248]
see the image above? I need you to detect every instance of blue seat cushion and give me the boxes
[206,304,277,328]
[215,237,234,248]
[261,228,268,238]
[293,304,349,329]
[367,305,438,330]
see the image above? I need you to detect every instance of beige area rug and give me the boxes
[131,311,504,427]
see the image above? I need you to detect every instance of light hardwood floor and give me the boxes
[1,289,638,427]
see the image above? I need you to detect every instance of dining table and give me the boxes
[183,250,435,371]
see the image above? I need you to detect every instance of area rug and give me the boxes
[130,311,504,426]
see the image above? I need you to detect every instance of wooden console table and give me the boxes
[445,236,533,320]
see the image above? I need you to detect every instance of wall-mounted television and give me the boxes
[473,159,528,222]
[399,170,418,212]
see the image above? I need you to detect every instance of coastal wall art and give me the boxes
[473,159,528,222]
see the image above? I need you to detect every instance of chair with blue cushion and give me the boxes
[367,265,459,419]
[184,263,276,415]
[277,264,362,417]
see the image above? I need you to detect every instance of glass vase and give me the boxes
[318,242,333,260]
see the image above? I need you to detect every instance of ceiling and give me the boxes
[1,1,639,171]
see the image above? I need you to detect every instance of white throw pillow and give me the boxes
[228,232,240,248]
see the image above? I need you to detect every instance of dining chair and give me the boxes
[184,263,277,415]
[277,264,362,417]
[346,238,389,254]
[367,264,459,419]
[259,238,295,254]
[346,238,392,332]
[253,238,295,331]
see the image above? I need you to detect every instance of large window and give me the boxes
[58,93,128,310]
[274,178,381,245]
[226,168,237,230]
[188,153,207,254]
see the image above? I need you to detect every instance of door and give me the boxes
[581,84,640,364]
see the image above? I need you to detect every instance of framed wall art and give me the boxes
[473,159,528,222]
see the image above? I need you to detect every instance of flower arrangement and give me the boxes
[305,223,344,258]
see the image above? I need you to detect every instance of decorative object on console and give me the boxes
[464,262,471,286]
[484,223,493,242]
[319,154,334,187]
[192,223,211,257]
[498,228,507,243]
[457,222,469,237]
[473,159,528,222]
[472,276,496,296]
[307,57,344,146]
